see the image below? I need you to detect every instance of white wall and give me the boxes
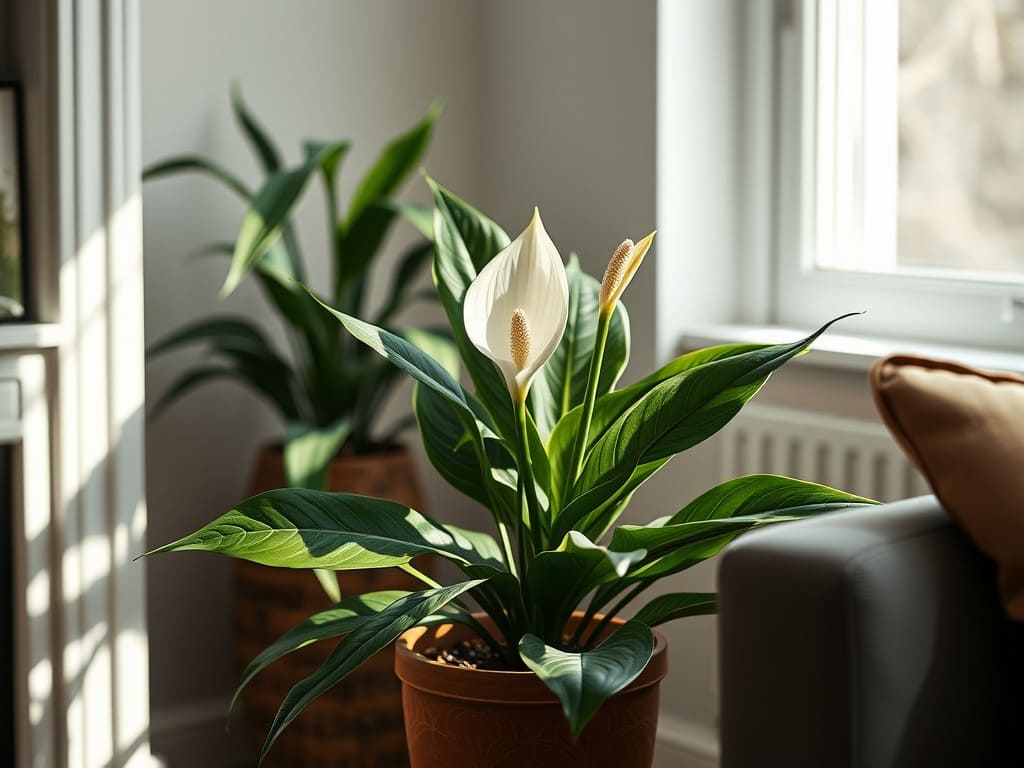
[481,0,659,378]
[141,1,485,763]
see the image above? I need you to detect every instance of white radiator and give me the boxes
[718,404,930,503]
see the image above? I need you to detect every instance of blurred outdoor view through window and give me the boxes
[899,0,1024,277]
[0,88,22,319]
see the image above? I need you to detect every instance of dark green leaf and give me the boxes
[307,288,473,416]
[668,474,877,524]
[375,241,435,325]
[142,155,252,200]
[303,139,349,184]
[548,341,771,508]
[518,620,654,739]
[146,488,505,570]
[633,592,717,627]
[283,419,351,490]
[334,202,399,309]
[413,384,517,523]
[231,589,407,713]
[388,200,434,240]
[146,317,299,420]
[147,365,247,420]
[225,143,348,297]
[564,316,859,531]
[427,178,515,438]
[263,580,482,760]
[526,532,646,640]
[146,315,278,360]
[230,81,283,173]
[346,102,440,225]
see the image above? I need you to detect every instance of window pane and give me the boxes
[0,87,24,318]
[899,0,1024,276]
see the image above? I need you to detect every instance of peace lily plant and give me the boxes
[149,179,875,761]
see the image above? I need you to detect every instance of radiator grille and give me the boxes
[719,405,929,502]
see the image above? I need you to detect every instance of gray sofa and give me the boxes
[718,496,1023,767]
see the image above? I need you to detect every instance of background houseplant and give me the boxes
[150,178,876,765]
[144,85,441,766]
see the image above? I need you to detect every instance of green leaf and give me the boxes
[231,589,407,713]
[427,178,515,438]
[230,82,283,173]
[632,593,717,627]
[146,316,299,420]
[668,474,877,524]
[388,200,434,240]
[518,620,654,739]
[263,580,482,760]
[147,365,248,420]
[188,240,333,353]
[224,143,348,297]
[396,328,460,381]
[346,102,440,226]
[609,475,876,583]
[530,255,630,439]
[375,241,435,325]
[146,488,505,570]
[526,532,646,640]
[142,155,252,200]
[414,384,511,514]
[334,202,400,309]
[303,139,348,184]
[283,419,351,490]
[611,516,774,555]
[430,178,510,273]
[306,289,473,416]
[547,341,768,510]
[146,315,278,360]
[564,316,859,532]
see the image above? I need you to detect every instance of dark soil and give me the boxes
[422,638,512,670]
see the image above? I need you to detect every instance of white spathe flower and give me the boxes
[464,208,569,403]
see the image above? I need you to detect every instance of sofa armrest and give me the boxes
[718,496,1013,768]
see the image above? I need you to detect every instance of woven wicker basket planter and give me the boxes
[234,445,425,767]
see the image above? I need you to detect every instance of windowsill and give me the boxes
[0,323,64,352]
[680,323,1024,375]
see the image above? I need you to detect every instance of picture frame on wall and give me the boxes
[0,83,26,320]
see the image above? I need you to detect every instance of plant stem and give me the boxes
[400,563,443,590]
[496,520,519,580]
[582,581,651,649]
[566,312,611,487]
[568,582,620,648]
[514,397,543,557]
[458,410,520,579]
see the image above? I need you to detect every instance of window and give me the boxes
[774,0,1024,350]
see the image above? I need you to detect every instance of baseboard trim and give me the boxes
[150,696,231,739]
[657,714,720,760]
[152,697,719,766]
[149,696,254,768]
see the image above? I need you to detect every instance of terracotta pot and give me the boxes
[234,445,425,768]
[395,613,668,768]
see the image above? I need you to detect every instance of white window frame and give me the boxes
[3,1,160,766]
[773,0,1024,351]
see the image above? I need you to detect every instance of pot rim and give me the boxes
[394,612,668,705]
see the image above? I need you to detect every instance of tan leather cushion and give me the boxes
[871,354,1024,621]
